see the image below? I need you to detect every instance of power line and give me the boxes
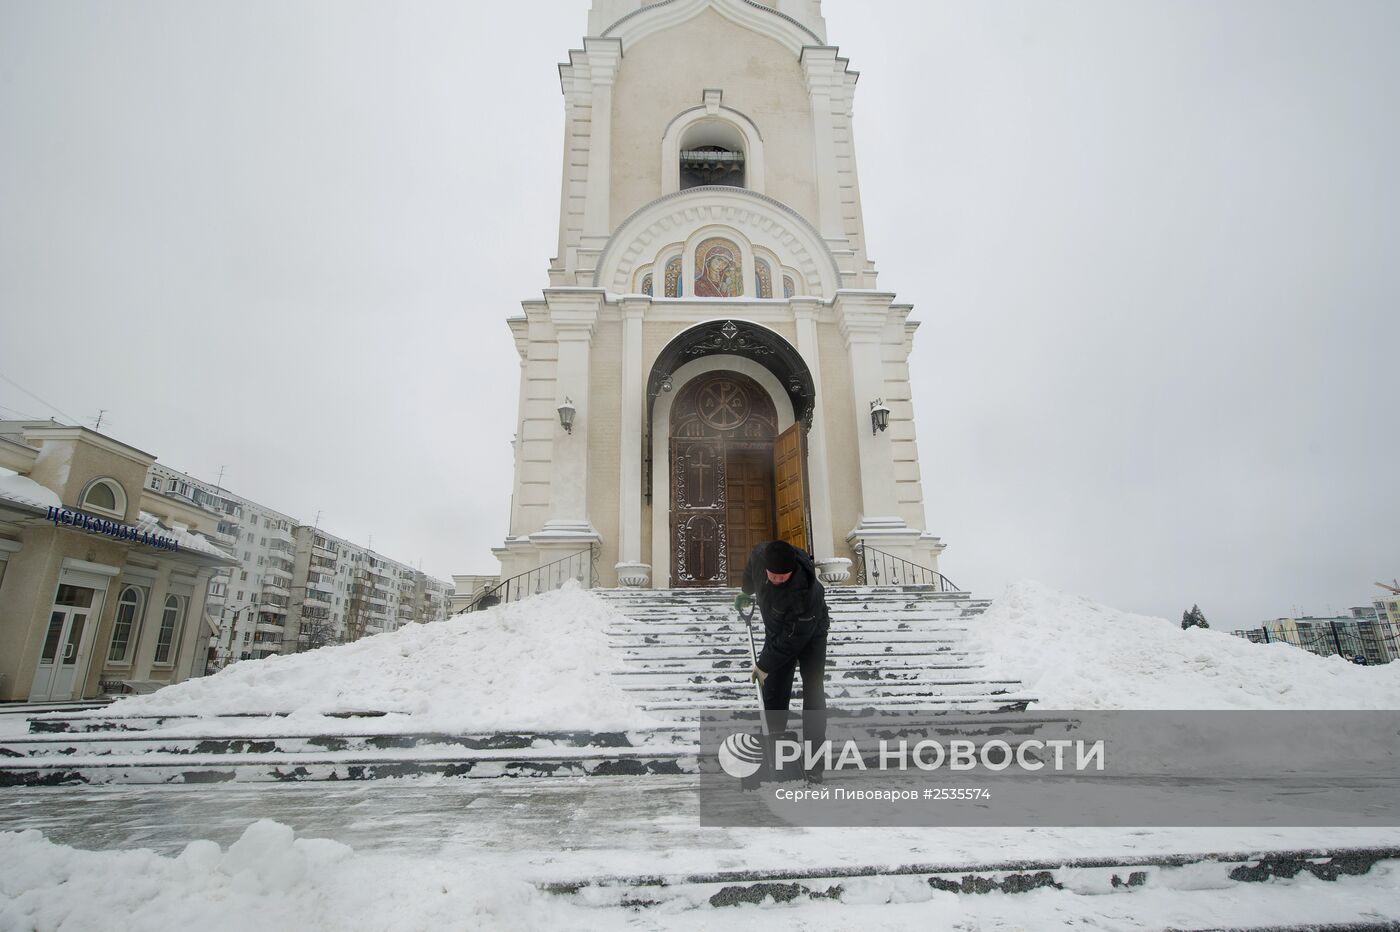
[0,401,42,420]
[0,372,80,425]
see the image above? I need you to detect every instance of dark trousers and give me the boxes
[759,627,828,770]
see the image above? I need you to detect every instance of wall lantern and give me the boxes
[869,399,891,435]
[557,397,576,434]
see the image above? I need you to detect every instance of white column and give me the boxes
[835,292,920,560]
[790,299,844,582]
[533,291,603,560]
[615,299,650,587]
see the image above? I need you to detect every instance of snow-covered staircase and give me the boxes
[597,586,1033,714]
[0,585,1035,786]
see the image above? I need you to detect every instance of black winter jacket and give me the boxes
[741,543,830,673]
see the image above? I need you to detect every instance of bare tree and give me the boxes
[298,617,338,652]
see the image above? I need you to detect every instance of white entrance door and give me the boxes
[29,585,96,702]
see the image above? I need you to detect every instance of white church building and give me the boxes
[493,0,947,591]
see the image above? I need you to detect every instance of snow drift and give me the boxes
[0,820,584,932]
[972,579,1400,709]
[101,581,659,732]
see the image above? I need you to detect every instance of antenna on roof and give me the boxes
[214,465,227,493]
[92,409,107,430]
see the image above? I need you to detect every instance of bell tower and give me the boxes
[494,0,947,592]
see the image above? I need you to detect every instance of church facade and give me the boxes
[495,0,946,590]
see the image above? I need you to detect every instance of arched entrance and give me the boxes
[670,371,777,587]
[647,319,817,588]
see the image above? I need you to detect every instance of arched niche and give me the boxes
[662,99,765,196]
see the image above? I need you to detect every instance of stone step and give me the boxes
[537,845,1400,912]
[605,618,976,634]
[614,668,991,685]
[642,696,1033,713]
[621,656,985,672]
[616,645,978,660]
[624,682,1026,702]
[606,604,993,616]
[1,727,695,759]
[0,744,701,787]
[594,587,978,599]
[611,632,968,646]
[599,602,989,616]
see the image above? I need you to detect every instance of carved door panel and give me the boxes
[670,371,779,588]
[725,448,775,587]
[773,422,809,554]
[671,439,727,587]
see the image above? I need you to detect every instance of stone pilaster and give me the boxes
[615,298,650,588]
[834,291,922,561]
[790,298,839,577]
[532,290,604,558]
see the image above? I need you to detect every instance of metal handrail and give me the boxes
[461,545,597,614]
[853,540,960,592]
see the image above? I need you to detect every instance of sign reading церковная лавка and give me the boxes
[698,710,1400,827]
[45,506,180,552]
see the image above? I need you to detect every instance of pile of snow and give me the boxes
[137,511,227,558]
[974,580,1400,709]
[0,820,586,932]
[103,581,660,732]
[0,467,61,510]
[5,820,1400,931]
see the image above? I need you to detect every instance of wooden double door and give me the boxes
[670,371,810,587]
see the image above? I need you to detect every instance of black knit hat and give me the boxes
[763,540,798,575]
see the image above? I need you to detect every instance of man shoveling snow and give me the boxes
[735,540,830,784]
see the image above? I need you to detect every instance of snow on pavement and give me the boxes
[84,581,660,733]
[2,817,1398,932]
[972,579,1400,709]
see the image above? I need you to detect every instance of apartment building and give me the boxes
[144,466,454,666]
[284,527,452,650]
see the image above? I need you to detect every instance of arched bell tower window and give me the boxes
[662,95,764,196]
[680,146,745,190]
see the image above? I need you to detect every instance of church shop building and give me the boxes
[492,0,947,591]
[0,422,234,702]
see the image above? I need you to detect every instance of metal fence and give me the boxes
[1232,622,1399,666]
[463,546,597,614]
[853,540,960,591]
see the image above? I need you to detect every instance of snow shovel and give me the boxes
[737,600,769,737]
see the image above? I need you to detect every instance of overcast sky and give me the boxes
[2,1,1396,627]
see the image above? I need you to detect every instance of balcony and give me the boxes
[210,528,239,548]
[257,600,288,616]
[305,588,333,605]
[255,621,285,636]
[262,582,290,599]
[270,526,294,544]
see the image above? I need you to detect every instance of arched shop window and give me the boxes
[107,587,143,663]
[154,595,181,664]
[80,478,126,518]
